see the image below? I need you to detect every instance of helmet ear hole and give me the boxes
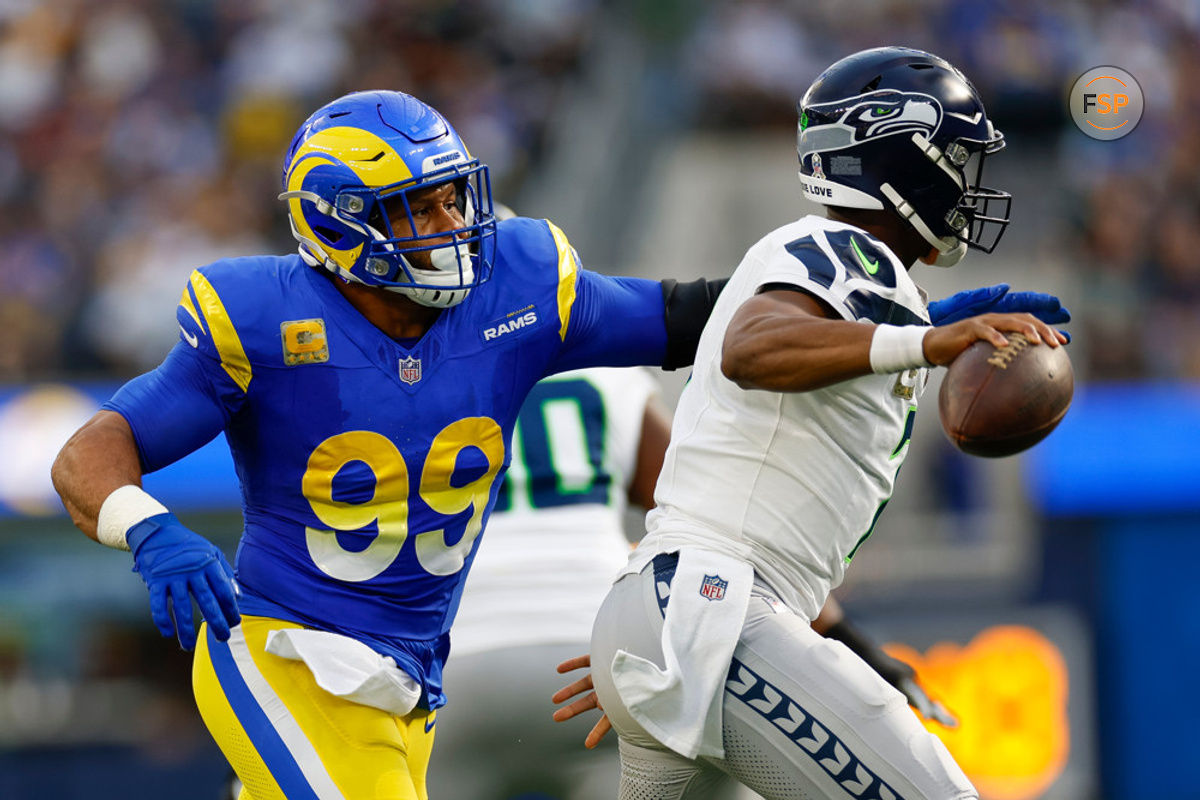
[368,206,387,232]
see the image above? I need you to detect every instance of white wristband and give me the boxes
[97,485,169,551]
[869,324,932,374]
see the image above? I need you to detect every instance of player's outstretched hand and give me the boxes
[128,512,241,651]
[861,644,958,728]
[929,284,1071,335]
[923,312,1067,367]
[824,619,958,728]
[894,675,959,728]
[552,654,612,749]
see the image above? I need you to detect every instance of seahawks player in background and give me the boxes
[555,47,1069,800]
[433,363,954,800]
[51,90,729,800]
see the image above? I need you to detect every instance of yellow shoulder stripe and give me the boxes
[188,271,253,392]
[545,220,578,341]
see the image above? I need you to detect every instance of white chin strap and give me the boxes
[879,182,966,268]
[397,242,476,308]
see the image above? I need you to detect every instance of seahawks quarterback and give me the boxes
[50,90,726,800]
[559,48,1071,799]
[434,367,955,800]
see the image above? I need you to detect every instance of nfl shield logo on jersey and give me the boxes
[700,574,727,601]
[399,356,422,385]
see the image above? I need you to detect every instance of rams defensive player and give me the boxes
[51,90,724,800]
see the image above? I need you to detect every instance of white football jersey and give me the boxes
[450,367,658,656]
[637,216,930,620]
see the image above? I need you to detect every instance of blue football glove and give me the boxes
[929,284,1071,341]
[128,512,241,650]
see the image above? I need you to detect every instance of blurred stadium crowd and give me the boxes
[2,0,1199,383]
[0,0,597,377]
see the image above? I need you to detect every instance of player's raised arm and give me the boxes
[723,289,1064,393]
[721,288,876,392]
[543,268,727,376]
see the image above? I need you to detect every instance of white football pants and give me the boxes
[590,554,977,800]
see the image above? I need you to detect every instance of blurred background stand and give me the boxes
[4,1,1200,798]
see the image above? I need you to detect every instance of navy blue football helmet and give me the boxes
[797,47,1010,266]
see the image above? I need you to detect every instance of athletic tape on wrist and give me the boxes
[869,324,932,374]
[97,485,168,551]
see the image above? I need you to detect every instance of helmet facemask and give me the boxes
[365,167,495,308]
[951,137,1011,255]
[882,131,1011,267]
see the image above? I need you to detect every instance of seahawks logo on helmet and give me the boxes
[799,90,943,155]
[838,91,941,139]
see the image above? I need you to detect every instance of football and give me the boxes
[938,334,1074,458]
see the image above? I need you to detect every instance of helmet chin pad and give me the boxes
[393,243,476,308]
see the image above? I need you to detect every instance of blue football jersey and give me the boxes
[104,217,669,708]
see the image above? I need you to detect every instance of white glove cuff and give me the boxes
[97,485,168,551]
[869,324,932,374]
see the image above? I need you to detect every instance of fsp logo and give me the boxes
[1069,67,1143,140]
[483,310,538,341]
[1083,90,1127,116]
